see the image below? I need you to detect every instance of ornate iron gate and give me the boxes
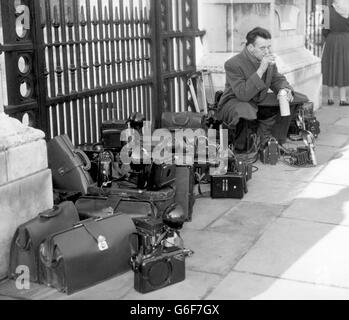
[0,0,204,145]
[305,0,329,57]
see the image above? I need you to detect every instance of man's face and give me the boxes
[247,36,272,61]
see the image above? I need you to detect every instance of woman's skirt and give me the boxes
[322,32,349,87]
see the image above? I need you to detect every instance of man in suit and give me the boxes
[217,27,299,148]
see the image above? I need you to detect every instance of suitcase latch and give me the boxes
[58,167,65,176]
[97,235,109,251]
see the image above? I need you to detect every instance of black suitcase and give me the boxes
[175,166,195,222]
[75,195,156,220]
[8,202,79,283]
[39,214,136,295]
[210,173,247,199]
[87,182,176,219]
[47,135,94,195]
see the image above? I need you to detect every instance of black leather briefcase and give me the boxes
[8,202,79,283]
[39,214,136,295]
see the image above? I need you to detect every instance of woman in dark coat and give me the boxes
[322,0,349,106]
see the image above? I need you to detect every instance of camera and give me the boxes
[130,206,193,294]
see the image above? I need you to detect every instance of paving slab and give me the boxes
[180,229,258,275]
[282,182,349,226]
[241,176,308,205]
[206,271,349,300]
[122,270,221,300]
[314,159,349,186]
[207,202,285,235]
[186,198,240,230]
[315,133,349,148]
[0,272,133,300]
[333,144,349,160]
[314,108,341,125]
[234,218,349,289]
[334,118,349,127]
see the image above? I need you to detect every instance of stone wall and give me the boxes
[0,114,53,280]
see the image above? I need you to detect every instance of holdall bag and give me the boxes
[161,111,205,130]
[39,214,136,295]
[8,202,79,283]
[175,166,195,222]
[75,195,156,220]
[47,134,94,195]
[87,182,176,219]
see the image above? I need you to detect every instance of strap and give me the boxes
[74,149,91,171]
[105,196,122,212]
[82,220,109,251]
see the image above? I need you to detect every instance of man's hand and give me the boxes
[284,88,294,103]
[257,54,276,78]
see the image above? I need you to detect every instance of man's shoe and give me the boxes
[328,99,334,105]
[339,100,349,106]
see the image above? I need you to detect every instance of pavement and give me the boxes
[2,100,349,300]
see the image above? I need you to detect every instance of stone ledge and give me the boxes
[0,169,53,279]
[0,113,45,152]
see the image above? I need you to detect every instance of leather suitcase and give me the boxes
[8,202,79,283]
[175,166,195,222]
[87,182,176,219]
[39,214,136,295]
[47,135,94,195]
[75,195,156,220]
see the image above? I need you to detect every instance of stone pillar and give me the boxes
[0,112,53,280]
[197,0,322,110]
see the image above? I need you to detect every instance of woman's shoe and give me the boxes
[339,100,349,106]
[328,99,334,105]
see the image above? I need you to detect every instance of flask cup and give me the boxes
[278,89,290,117]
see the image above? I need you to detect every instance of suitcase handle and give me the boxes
[39,205,61,218]
[74,149,91,171]
[172,113,190,127]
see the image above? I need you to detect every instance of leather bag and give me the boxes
[87,182,176,219]
[75,195,156,220]
[39,214,136,295]
[47,134,93,195]
[161,112,205,130]
[8,202,79,283]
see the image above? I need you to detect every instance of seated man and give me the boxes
[217,27,307,149]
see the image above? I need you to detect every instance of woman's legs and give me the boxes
[328,87,335,104]
[339,87,349,101]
